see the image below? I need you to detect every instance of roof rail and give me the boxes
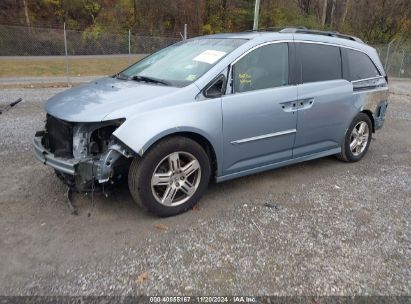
[279,28,363,43]
[246,26,307,33]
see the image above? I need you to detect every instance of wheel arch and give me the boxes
[360,109,375,132]
[139,130,220,180]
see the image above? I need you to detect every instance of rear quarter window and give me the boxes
[343,49,381,81]
[299,43,342,83]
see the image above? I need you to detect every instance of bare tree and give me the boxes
[321,0,327,26]
[133,0,137,25]
[21,0,30,28]
[340,0,350,28]
[330,0,336,27]
[297,0,311,14]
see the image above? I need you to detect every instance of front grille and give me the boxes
[44,114,73,158]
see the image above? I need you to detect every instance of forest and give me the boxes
[0,0,410,43]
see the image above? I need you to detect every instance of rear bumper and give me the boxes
[33,136,78,175]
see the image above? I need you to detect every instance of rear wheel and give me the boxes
[337,113,372,162]
[128,136,211,217]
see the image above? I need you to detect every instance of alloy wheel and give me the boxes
[349,121,370,156]
[151,151,201,206]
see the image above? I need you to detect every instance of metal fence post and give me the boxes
[184,24,187,40]
[398,49,406,77]
[63,22,70,86]
[384,38,396,71]
[128,29,131,65]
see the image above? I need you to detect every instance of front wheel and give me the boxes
[128,136,211,217]
[337,113,372,162]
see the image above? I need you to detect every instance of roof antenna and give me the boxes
[253,0,261,31]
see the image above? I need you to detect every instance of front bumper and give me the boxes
[33,133,133,191]
[33,136,78,175]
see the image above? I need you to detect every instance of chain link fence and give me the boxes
[0,24,182,56]
[374,40,411,78]
[0,24,410,79]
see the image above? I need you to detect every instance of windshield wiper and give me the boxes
[131,75,171,86]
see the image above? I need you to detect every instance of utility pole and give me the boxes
[253,0,261,31]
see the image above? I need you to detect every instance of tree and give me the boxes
[340,0,350,29]
[329,0,336,27]
[296,0,311,15]
[21,0,30,28]
[321,0,327,26]
[0,0,409,43]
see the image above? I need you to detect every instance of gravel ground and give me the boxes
[0,80,410,296]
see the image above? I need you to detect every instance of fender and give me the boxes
[112,98,224,176]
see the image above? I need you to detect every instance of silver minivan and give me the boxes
[33,28,389,216]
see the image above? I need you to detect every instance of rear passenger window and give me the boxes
[300,43,342,83]
[344,49,380,81]
[233,43,288,93]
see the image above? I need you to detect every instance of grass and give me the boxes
[0,55,146,77]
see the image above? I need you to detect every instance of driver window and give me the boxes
[233,43,289,93]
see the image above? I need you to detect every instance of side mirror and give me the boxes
[204,74,227,99]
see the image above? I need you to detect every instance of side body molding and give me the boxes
[112,98,224,176]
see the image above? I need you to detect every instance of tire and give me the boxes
[128,136,211,217]
[337,113,372,162]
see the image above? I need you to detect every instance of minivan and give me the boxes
[33,28,389,216]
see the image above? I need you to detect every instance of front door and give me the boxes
[222,42,298,175]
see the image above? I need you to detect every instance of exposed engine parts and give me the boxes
[38,115,134,192]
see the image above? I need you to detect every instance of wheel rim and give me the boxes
[151,151,201,207]
[349,121,369,156]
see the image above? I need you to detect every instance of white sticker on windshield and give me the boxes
[186,74,197,81]
[193,50,227,64]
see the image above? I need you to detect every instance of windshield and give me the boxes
[120,38,246,87]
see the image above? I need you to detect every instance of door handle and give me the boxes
[280,100,298,112]
[297,98,315,110]
[303,98,315,105]
[280,98,314,112]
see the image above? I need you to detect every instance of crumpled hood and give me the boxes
[45,77,183,122]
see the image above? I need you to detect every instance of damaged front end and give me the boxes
[33,114,135,192]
